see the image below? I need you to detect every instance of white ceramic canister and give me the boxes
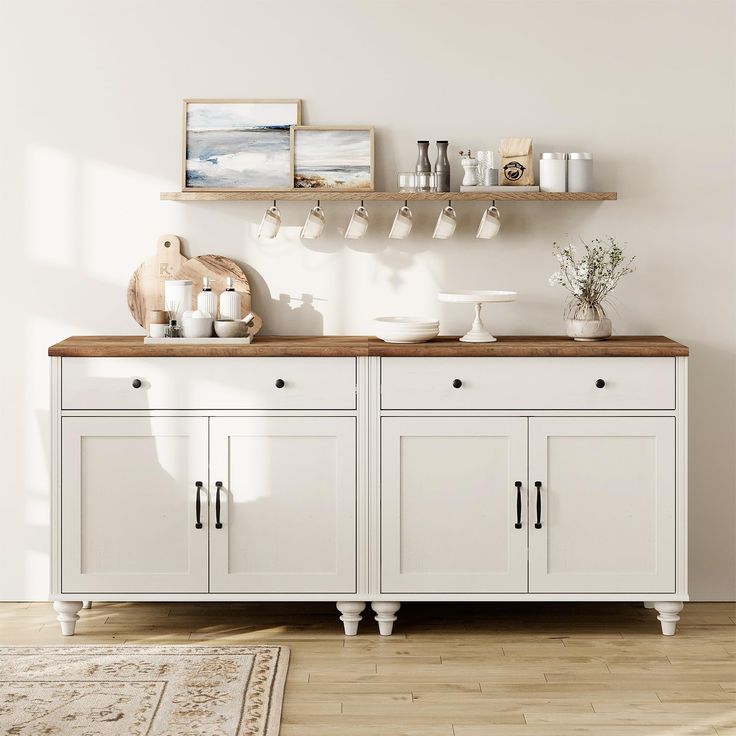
[196,276,218,318]
[539,152,567,192]
[567,152,593,192]
[219,276,242,321]
[164,279,192,323]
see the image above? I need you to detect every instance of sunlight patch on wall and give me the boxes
[25,145,79,270]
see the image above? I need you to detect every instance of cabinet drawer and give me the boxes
[62,357,356,410]
[381,357,675,410]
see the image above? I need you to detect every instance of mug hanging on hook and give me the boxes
[476,199,501,239]
[301,199,325,239]
[389,199,413,239]
[345,199,369,239]
[258,200,281,239]
[433,199,456,239]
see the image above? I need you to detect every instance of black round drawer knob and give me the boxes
[452,379,463,389]
[131,379,142,389]
[275,379,285,389]
[595,379,606,389]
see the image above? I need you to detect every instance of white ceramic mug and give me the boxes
[344,205,369,239]
[301,205,325,239]
[258,205,282,239]
[432,205,457,239]
[389,205,413,239]
[149,323,167,338]
[476,205,501,239]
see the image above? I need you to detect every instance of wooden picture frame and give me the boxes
[291,126,375,192]
[182,99,301,191]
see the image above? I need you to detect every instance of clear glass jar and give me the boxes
[416,171,437,192]
[398,172,416,192]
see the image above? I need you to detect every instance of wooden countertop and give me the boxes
[48,335,689,357]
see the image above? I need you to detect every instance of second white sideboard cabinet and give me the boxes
[49,336,688,637]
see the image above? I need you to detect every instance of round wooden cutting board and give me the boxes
[127,235,262,334]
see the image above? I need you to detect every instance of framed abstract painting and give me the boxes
[291,126,374,191]
[183,99,301,190]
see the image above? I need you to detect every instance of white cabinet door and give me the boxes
[61,417,208,593]
[381,417,528,593]
[529,417,675,593]
[209,417,356,593]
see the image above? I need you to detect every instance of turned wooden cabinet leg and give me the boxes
[372,602,401,636]
[53,601,83,636]
[654,601,684,635]
[336,602,366,636]
[643,601,655,609]
[82,601,92,610]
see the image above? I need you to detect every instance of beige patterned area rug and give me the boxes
[0,645,289,736]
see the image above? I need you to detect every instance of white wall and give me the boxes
[1,0,734,600]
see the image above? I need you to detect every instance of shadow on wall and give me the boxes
[243,261,324,335]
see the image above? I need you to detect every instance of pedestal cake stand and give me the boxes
[438,290,517,343]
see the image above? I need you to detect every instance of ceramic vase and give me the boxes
[566,306,612,341]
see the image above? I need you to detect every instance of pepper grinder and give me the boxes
[415,141,431,191]
[435,141,451,192]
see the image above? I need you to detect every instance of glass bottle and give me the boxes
[435,140,451,192]
[165,318,182,338]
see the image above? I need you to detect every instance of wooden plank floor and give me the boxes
[1,601,734,735]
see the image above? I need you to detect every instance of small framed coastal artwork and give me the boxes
[183,99,301,190]
[291,126,374,191]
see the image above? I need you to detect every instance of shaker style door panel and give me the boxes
[61,417,209,593]
[528,417,676,594]
[381,417,528,593]
[209,417,356,593]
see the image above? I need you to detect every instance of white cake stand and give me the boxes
[438,290,517,343]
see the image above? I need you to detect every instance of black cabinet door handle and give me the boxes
[595,378,605,388]
[275,379,285,388]
[452,379,462,389]
[514,481,523,529]
[534,481,542,529]
[194,481,203,529]
[215,481,223,529]
[132,379,142,389]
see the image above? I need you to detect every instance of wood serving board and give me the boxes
[127,235,187,328]
[127,236,262,334]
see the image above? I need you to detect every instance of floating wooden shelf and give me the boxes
[160,191,617,202]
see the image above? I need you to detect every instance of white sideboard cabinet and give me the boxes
[49,336,688,637]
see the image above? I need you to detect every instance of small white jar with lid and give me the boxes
[539,153,567,192]
[567,152,593,192]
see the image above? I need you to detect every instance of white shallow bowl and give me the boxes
[374,317,440,344]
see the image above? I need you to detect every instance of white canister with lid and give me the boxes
[539,152,567,192]
[164,279,192,323]
[567,152,593,192]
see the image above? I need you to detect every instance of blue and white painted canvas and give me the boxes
[293,128,374,190]
[184,100,300,189]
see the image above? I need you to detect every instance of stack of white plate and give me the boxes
[374,317,440,344]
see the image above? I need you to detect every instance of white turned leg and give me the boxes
[643,601,655,609]
[371,602,401,636]
[82,601,92,609]
[654,601,684,636]
[336,602,366,636]
[53,601,83,636]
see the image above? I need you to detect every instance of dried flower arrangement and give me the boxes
[549,237,636,320]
